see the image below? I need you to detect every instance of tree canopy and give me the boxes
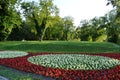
[0,0,21,41]
[0,0,120,44]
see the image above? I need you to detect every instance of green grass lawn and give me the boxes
[0,41,120,80]
[0,41,120,53]
[0,65,42,80]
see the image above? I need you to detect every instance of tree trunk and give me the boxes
[32,13,42,41]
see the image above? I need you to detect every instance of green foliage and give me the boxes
[76,17,106,42]
[76,8,120,44]
[0,65,42,80]
[62,16,75,40]
[21,0,59,41]
[8,21,37,41]
[44,16,64,40]
[0,0,120,43]
[0,0,21,41]
[107,0,120,43]
[107,26,119,43]
[21,1,75,41]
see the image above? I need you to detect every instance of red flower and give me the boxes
[0,52,120,80]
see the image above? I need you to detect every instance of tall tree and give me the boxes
[107,0,120,43]
[63,16,74,40]
[21,0,59,41]
[78,20,91,41]
[44,15,64,40]
[0,0,21,41]
[39,0,59,41]
[77,17,107,42]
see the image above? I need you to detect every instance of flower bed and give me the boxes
[0,52,120,80]
[0,51,28,58]
[28,54,120,70]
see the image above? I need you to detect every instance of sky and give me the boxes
[26,0,113,26]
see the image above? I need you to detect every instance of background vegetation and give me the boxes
[0,0,120,44]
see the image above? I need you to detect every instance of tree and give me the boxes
[44,16,64,40]
[107,0,120,43]
[106,10,120,43]
[63,16,74,40]
[78,20,91,41]
[8,21,37,41]
[0,0,21,41]
[77,17,106,42]
[21,0,59,41]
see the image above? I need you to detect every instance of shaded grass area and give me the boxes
[0,65,42,80]
[0,41,120,79]
[0,65,55,80]
[0,41,120,53]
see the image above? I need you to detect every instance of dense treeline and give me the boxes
[0,0,120,44]
[76,10,119,43]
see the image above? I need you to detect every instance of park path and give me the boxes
[0,65,55,80]
[0,76,8,80]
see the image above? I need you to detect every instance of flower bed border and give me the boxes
[0,52,120,80]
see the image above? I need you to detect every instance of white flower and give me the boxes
[0,51,28,58]
[28,54,120,70]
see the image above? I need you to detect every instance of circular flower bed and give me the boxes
[0,52,120,79]
[0,51,28,58]
[28,54,120,70]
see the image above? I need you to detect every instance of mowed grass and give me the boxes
[0,65,42,80]
[0,41,120,53]
[0,41,120,80]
